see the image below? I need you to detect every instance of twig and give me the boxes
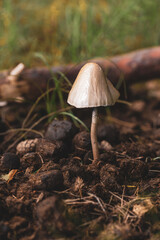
[109,191,127,203]
[0,128,43,137]
[36,152,44,164]
[88,193,106,213]
[149,169,160,173]
[121,185,125,207]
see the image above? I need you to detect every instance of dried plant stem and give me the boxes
[91,108,99,162]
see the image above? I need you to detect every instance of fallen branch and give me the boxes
[1,46,160,100]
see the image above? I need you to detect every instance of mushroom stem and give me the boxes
[91,107,99,162]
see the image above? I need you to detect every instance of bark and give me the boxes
[0,46,160,100]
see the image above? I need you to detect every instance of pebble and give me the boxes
[0,153,20,171]
[100,140,113,152]
[45,119,77,142]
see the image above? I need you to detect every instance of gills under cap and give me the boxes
[67,62,120,108]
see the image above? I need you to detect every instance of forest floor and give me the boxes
[0,79,160,240]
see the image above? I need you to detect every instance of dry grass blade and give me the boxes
[88,193,106,213]
[64,193,107,215]
[109,189,155,225]
[0,128,43,137]
[107,116,136,128]
[7,169,18,183]
[22,87,55,128]
[109,191,127,204]
[6,106,72,151]
[60,112,89,131]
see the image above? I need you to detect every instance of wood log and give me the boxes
[0,46,160,100]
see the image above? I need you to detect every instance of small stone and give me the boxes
[0,153,20,171]
[97,124,120,145]
[30,170,64,191]
[45,120,77,142]
[100,140,113,151]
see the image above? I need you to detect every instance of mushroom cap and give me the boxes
[67,62,120,108]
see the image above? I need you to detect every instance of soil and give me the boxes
[0,79,160,240]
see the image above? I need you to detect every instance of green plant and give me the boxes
[34,53,68,116]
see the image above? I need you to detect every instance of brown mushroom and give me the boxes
[67,62,120,162]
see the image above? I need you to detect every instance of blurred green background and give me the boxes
[0,0,160,70]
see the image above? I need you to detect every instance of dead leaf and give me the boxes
[1,169,18,183]
[133,199,153,217]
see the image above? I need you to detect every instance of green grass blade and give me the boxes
[60,112,89,131]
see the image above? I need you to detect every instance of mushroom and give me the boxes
[67,62,120,163]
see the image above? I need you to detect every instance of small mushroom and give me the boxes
[67,62,120,163]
